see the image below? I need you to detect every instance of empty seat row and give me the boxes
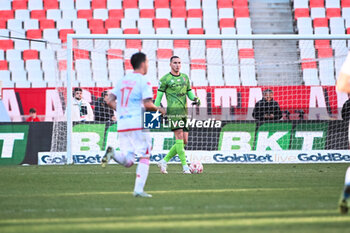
[294,0,342,9]
[293,0,349,85]
[294,7,349,19]
[1,8,243,21]
[1,0,249,11]
[0,0,254,88]
[3,18,239,32]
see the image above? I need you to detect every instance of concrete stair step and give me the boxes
[255,57,300,62]
[250,15,293,19]
[253,28,294,34]
[258,80,302,86]
[249,4,292,9]
[249,0,292,3]
[249,0,302,85]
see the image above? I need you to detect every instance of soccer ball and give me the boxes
[190,161,203,174]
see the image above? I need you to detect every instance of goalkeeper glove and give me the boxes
[192,97,201,106]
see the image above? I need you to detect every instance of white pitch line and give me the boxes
[0,187,331,198]
[14,170,226,175]
[0,209,344,225]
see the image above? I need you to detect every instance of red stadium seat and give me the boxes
[310,0,324,8]
[105,19,120,29]
[77,9,93,19]
[189,28,204,34]
[44,0,59,9]
[170,0,185,9]
[233,0,248,8]
[0,20,6,29]
[140,9,155,18]
[27,29,42,39]
[123,0,138,8]
[313,18,328,27]
[235,7,249,17]
[206,40,222,48]
[124,29,141,49]
[315,40,330,49]
[88,19,104,29]
[91,28,107,34]
[92,0,106,9]
[343,0,350,7]
[174,40,189,48]
[301,59,317,69]
[239,49,254,59]
[317,48,333,58]
[153,19,169,28]
[326,8,341,18]
[0,60,8,70]
[0,10,14,21]
[74,49,89,60]
[219,18,235,28]
[294,8,310,19]
[172,8,187,18]
[126,41,141,49]
[12,0,28,10]
[191,59,206,69]
[157,49,173,59]
[107,49,123,59]
[23,50,39,60]
[0,40,13,50]
[31,10,46,19]
[218,0,233,8]
[59,29,74,43]
[39,19,55,29]
[109,9,124,19]
[187,9,202,18]
[58,60,66,70]
[88,19,105,33]
[347,28,350,34]
[124,28,139,34]
[88,19,106,34]
[124,59,132,70]
[155,0,169,8]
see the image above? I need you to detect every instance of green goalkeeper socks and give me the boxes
[163,140,187,166]
[175,139,187,166]
[163,144,177,162]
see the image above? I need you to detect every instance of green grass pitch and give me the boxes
[1,164,350,233]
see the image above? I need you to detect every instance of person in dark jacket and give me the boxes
[252,89,282,121]
[94,91,116,122]
[341,98,350,121]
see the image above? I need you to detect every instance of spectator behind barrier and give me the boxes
[26,108,40,122]
[94,91,116,122]
[342,96,350,121]
[70,88,94,122]
[252,89,282,121]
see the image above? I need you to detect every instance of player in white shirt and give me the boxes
[101,52,165,198]
[337,51,350,213]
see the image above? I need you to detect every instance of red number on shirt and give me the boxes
[120,87,133,107]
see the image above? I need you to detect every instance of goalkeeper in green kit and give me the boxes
[154,56,200,174]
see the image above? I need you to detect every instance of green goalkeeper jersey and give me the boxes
[158,72,191,118]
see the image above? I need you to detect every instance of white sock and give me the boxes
[134,158,150,193]
[345,166,350,186]
[112,151,126,166]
